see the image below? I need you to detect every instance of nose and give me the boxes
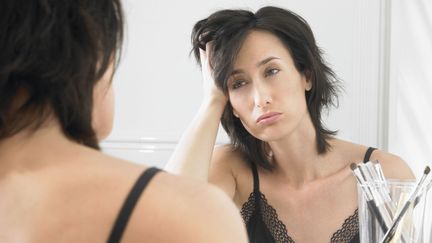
[253,83,272,108]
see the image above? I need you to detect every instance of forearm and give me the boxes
[165,97,226,181]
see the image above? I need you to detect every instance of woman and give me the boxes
[0,1,248,242]
[165,6,414,243]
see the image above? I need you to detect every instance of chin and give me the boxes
[253,125,295,142]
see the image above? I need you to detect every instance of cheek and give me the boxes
[229,96,258,131]
[92,85,115,141]
[103,86,115,124]
[229,93,247,118]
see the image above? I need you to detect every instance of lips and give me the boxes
[256,112,282,124]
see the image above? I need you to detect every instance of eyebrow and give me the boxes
[230,56,280,76]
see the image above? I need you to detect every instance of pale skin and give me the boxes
[0,64,248,243]
[165,30,415,243]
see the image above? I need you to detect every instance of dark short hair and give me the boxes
[0,0,124,149]
[191,6,341,170]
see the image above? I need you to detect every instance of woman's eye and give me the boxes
[231,80,247,89]
[265,68,279,77]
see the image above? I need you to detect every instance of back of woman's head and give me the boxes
[191,6,340,170]
[0,0,124,149]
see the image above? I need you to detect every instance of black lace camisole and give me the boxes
[240,147,376,243]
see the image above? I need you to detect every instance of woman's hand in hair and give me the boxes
[199,43,227,106]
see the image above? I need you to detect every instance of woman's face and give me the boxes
[92,63,115,141]
[228,30,312,142]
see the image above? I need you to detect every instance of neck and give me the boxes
[267,116,334,187]
[0,119,79,173]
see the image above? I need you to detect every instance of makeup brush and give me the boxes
[380,166,431,243]
[351,163,389,233]
[372,160,386,182]
[352,163,410,243]
[369,161,396,214]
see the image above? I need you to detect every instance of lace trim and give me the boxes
[240,191,256,224]
[330,209,359,243]
[240,191,359,243]
[241,191,294,243]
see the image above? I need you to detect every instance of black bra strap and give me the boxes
[250,163,262,209]
[363,147,376,163]
[107,167,161,243]
[251,163,260,192]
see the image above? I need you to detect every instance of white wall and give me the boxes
[101,0,387,168]
[388,0,432,177]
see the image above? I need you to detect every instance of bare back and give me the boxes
[0,132,247,243]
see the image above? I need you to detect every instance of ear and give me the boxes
[233,109,239,118]
[305,79,312,91]
[303,71,312,91]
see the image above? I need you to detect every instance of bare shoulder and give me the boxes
[125,172,248,243]
[2,145,246,243]
[88,153,247,242]
[213,144,241,161]
[332,139,414,180]
[212,144,249,171]
[369,149,415,180]
[210,144,251,200]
